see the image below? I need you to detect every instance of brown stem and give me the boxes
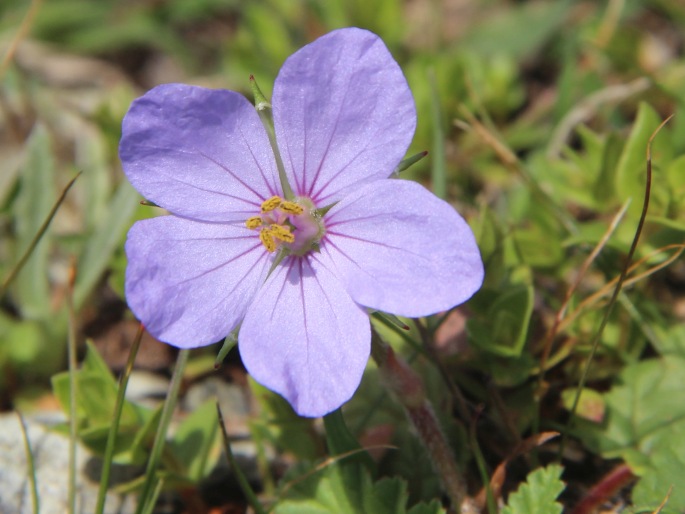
[371,331,477,513]
[570,464,636,514]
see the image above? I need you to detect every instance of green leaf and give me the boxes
[6,321,44,366]
[12,123,55,319]
[587,356,685,513]
[74,179,139,309]
[248,379,323,460]
[614,102,673,218]
[460,1,571,60]
[651,324,685,357]
[275,464,444,514]
[82,339,116,377]
[560,387,605,423]
[323,409,375,474]
[501,464,565,514]
[593,356,685,456]
[631,428,685,514]
[593,131,625,205]
[171,400,220,482]
[512,225,564,268]
[50,343,153,463]
[468,284,534,357]
[406,500,445,514]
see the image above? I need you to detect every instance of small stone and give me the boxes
[0,413,136,514]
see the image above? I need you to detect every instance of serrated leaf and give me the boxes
[631,424,685,514]
[275,464,439,514]
[406,500,445,514]
[587,356,685,512]
[594,356,685,456]
[501,464,565,514]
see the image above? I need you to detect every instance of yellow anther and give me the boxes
[245,216,263,230]
[269,224,295,243]
[261,196,282,213]
[279,200,304,215]
[259,228,277,252]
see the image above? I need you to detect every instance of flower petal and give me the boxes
[320,179,484,317]
[125,216,270,347]
[240,256,370,417]
[120,84,279,222]
[273,27,416,204]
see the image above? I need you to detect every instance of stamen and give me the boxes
[269,224,295,243]
[261,196,282,213]
[259,228,277,252]
[280,200,304,215]
[247,195,324,255]
[245,216,263,229]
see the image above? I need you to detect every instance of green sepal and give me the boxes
[249,74,272,111]
[393,151,429,176]
[214,331,238,369]
[372,311,410,331]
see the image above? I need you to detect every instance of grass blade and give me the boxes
[16,411,39,514]
[135,349,189,514]
[0,171,80,302]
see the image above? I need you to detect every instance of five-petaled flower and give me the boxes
[121,27,484,417]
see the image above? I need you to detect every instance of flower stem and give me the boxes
[371,331,475,512]
[66,258,78,514]
[250,75,295,200]
[217,403,267,514]
[135,348,190,514]
[95,322,144,514]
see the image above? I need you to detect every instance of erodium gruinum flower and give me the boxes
[121,27,484,417]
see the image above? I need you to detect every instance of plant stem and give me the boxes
[371,331,475,513]
[95,323,144,514]
[135,349,190,514]
[66,258,78,514]
[217,403,267,514]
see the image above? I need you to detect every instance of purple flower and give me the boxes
[121,28,484,417]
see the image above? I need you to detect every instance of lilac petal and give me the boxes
[273,27,416,205]
[125,216,270,347]
[240,256,370,417]
[320,180,484,317]
[120,84,279,222]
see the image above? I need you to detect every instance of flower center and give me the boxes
[246,196,325,256]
